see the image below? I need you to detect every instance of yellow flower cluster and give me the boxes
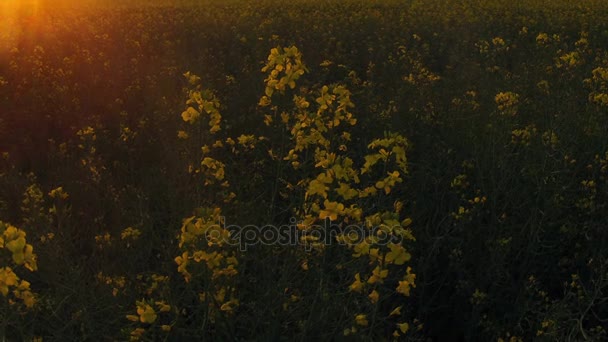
[511,124,537,146]
[175,207,239,320]
[556,51,582,69]
[121,227,142,241]
[2,224,37,270]
[587,67,608,107]
[495,91,520,116]
[0,222,37,309]
[48,186,69,200]
[126,300,172,341]
[172,45,417,338]
[181,71,222,133]
[261,46,307,97]
[97,272,127,297]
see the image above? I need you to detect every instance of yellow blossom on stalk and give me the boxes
[319,200,345,221]
[492,37,505,46]
[0,267,19,296]
[5,235,25,255]
[3,224,37,271]
[495,91,519,116]
[201,157,226,184]
[135,301,157,324]
[367,266,389,284]
[181,107,200,123]
[336,182,358,200]
[369,248,381,262]
[175,252,191,282]
[220,298,239,313]
[14,280,36,308]
[385,243,411,265]
[130,328,145,341]
[280,112,290,124]
[155,301,171,312]
[264,114,273,126]
[259,95,271,107]
[126,314,139,322]
[349,273,364,293]
[48,186,69,200]
[355,314,368,326]
[389,306,402,316]
[121,227,142,241]
[396,267,416,296]
[557,51,581,69]
[536,32,550,45]
[368,290,379,303]
[352,239,370,257]
[307,175,332,199]
[397,322,410,334]
[237,134,257,149]
[177,130,189,139]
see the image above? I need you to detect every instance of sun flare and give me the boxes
[1,0,42,17]
[0,0,44,59]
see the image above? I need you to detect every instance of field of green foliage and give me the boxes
[2,0,608,340]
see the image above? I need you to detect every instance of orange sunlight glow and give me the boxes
[0,0,44,58]
[1,0,42,18]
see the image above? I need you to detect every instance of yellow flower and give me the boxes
[495,91,519,116]
[397,322,409,334]
[155,301,171,312]
[307,179,328,198]
[6,236,25,253]
[0,267,19,296]
[396,268,416,296]
[136,302,157,324]
[336,183,358,200]
[355,314,368,326]
[492,37,505,46]
[367,266,388,284]
[48,187,69,200]
[258,95,271,107]
[352,240,370,257]
[126,315,139,322]
[385,243,411,265]
[368,290,379,304]
[368,248,381,261]
[20,289,36,308]
[264,114,273,126]
[3,225,24,245]
[281,112,290,124]
[130,328,145,341]
[237,134,257,149]
[220,299,239,313]
[121,227,142,241]
[536,32,550,44]
[389,306,402,317]
[181,107,200,123]
[177,130,189,139]
[319,200,345,221]
[349,273,364,293]
[175,252,191,282]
